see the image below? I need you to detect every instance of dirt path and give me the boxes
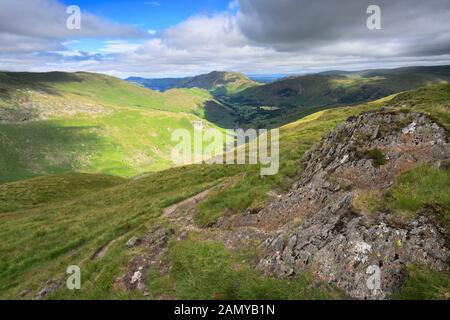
[162,188,213,218]
[111,176,271,298]
[91,238,121,260]
[161,177,271,250]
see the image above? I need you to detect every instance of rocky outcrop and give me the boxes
[252,109,449,299]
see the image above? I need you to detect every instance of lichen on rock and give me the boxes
[252,109,449,299]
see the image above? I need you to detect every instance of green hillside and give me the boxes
[227,65,450,128]
[1,68,449,185]
[127,71,260,96]
[180,71,260,96]
[0,72,236,184]
[1,84,448,299]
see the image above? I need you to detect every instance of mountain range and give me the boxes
[128,66,450,128]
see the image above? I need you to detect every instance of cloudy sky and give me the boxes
[1,0,450,78]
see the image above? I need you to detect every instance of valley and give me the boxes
[0,67,449,300]
[0,71,236,184]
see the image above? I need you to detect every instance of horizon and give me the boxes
[1,0,450,78]
[2,63,450,81]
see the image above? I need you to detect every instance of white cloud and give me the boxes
[0,0,146,53]
[0,0,449,77]
[99,41,141,54]
[162,14,246,49]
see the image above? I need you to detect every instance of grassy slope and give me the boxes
[127,71,260,96]
[0,84,449,299]
[229,65,450,128]
[182,71,260,96]
[0,72,236,184]
[0,173,125,213]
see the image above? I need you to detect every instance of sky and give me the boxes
[1,0,450,78]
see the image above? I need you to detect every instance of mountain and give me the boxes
[2,66,450,185]
[126,66,450,130]
[127,71,260,95]
[0,71,236,184]
[227,65,450,127]
[0,83,448,299]
[234,65,450,107]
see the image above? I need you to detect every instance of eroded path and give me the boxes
[113,177,272,298]
[162,177,270,249]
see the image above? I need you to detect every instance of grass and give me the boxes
[0,164,241,299]
[0,71,236,184]
[0,98,377,299]
[0,173,125,213]
[195,106,376,226]
[228,67,450,129]
[387,83,450,130]
[386,163,450,228]
[196,84,450,226]
[352,190,385,216]
[0,83,449,299]
[393,265,450,300]
[232,67,450,111]
[358,148,387,167]
[0,112,201,183]
[149,238,343,300]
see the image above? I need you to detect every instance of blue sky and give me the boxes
[59,0,233,52]
[61,0,232,30]
[0,0,449,78]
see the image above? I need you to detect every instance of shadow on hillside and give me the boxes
[0,72,83,96]
[0,121,105,184]
[203,100,239,129]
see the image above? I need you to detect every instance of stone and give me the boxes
[126,236,141,248]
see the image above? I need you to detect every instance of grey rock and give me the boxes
[256,110,450,300]
[126,236,141,248]
[34,278,65,300]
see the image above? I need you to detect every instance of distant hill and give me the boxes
[127,71,260,95]
[226,65,450,128]
[232,65,450,108]
[128,66,450,130]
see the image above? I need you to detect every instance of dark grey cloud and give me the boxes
[237,0,450,56]
[0,0,449,77]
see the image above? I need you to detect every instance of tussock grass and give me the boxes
[393,265,450,300]
[0,165,239,299]
[149,238,343,300]
[387,163,450,228]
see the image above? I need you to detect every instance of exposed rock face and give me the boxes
[253,110,449,299]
